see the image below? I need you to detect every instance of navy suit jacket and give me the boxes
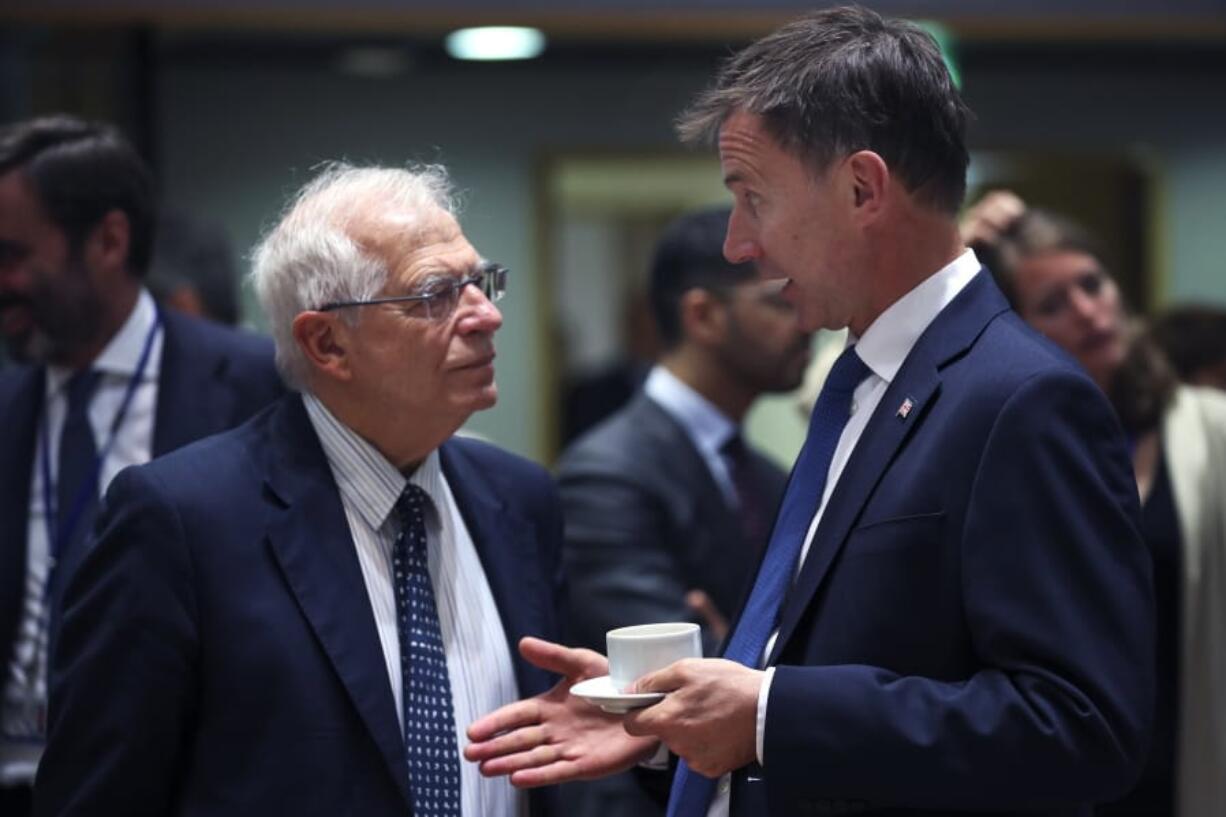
[558,392,787,656]
[557,393,787,817]
[0,310,284,693]
[32,394,566,817]
[727,272,1153,817]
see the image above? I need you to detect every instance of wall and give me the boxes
[157,58,715,461]
[157,46,1226,466]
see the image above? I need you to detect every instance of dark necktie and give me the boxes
[667,346,871,817]
[721,432,771,555]
[56,368,103,556]
[392,484,462,817]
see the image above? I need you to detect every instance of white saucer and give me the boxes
[570,675,665,714]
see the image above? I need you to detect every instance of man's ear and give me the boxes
[679,288,729,347]
[83,209,132,277]
[292,311,353,383]
[844,150,890,224]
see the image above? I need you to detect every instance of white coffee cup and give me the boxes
[606,622,702,693]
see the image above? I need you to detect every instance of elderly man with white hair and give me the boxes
[32,163,566,817]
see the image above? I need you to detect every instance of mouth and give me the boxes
[454,352,496,371]
[1079,328,1120,355]
[759,278,789,296]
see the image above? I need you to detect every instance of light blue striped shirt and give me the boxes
[304,395,523,817]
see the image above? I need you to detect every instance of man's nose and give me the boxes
[455,282,502,333]
[723,210,761,264]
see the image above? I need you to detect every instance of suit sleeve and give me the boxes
[34,466,199,817]
[557,457,701,653]
[762,370,1154,811]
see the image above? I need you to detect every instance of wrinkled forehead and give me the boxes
[349,204,478,282]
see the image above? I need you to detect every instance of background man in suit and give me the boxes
[0,115,282,815]
[466,8,1153,816]
[33,162,566,817]
[559,206,809,655]
[556,207,809,817]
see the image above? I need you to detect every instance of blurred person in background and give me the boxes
[560,290,657,446]
[147,207,243,326]
[1151,304,1226,392]
[966,192,1226,817]
[0,114,283,817]
[555,207,808,817]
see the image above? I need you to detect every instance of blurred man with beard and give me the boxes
[0,115,282,815]
[555,208,810,817]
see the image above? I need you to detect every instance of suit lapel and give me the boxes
[261,397,413,810]
[440,440,548,695]
[0,367,43,651]
[636,395,740,531]
[768,271,1010,664]
[153,311,230,456]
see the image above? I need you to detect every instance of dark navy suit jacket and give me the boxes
[725,272,1153,817]
[558,392,787,656]
[32,394,566,817]
[0,310,284,695]
[557,392,788,817]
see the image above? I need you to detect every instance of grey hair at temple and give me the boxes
[250,161,456,389]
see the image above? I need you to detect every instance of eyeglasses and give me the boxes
[318,263,508,321]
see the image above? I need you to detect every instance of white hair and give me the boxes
[250,161,457,389]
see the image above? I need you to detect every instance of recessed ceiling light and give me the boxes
[445,26,546,61]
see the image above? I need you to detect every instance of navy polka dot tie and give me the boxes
[393,484,462,816]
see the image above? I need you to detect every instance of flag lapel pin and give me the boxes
[896,397,915,420]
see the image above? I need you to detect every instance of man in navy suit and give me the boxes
[466,8,1152,816]
[0,115,282,815]
[32,161,565,817]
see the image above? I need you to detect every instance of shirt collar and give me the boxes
[303,393,443,532]
[852,249,981,384]
[45,288,159,396]
[643,364,738,453]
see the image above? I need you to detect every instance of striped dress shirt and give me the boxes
[304,395,523,817]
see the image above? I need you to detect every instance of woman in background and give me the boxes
[965,194,1226,817]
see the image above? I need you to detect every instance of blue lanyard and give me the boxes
[39,308,162,564]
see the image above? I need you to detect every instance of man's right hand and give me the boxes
[464,637,660,787]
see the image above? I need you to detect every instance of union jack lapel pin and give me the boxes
[896,397,915,419]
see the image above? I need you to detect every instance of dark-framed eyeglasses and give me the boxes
[318,263,508,321]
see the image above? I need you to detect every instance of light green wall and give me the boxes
[157,61,714,463]
[1164,148,1226,307]
[158,55,1226,468]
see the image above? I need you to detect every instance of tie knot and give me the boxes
[823,346,870,395]
[720,431,747,461]
[64,368,102,414]
[394,483,432,530]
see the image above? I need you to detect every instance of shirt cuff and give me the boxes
[756,666,775,766]
[639,740,670,770]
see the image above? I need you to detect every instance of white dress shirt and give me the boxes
[644,364,739,505]
[1,289,162,786]
[706,249,981,817]
[304,395,524,817]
